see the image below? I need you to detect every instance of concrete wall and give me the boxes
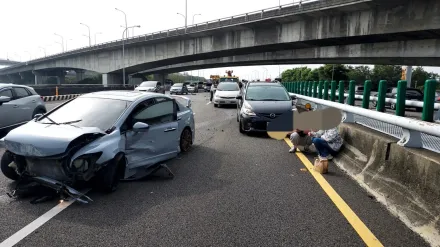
[335,123,440,245]
[140,39,440,74]
[2,0,440,76]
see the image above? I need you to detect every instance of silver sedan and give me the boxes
[0,91,195,202]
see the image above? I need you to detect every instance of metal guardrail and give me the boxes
[290,93,440,153]
[1,0,369,70]
[283,80,439,122]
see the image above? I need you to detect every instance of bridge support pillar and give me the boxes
[32,70,44,85]
[75,69,85,82]
[153,73,167,82]
[102,73,122,87]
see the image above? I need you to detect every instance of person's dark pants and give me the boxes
[210,91,213,101]
[312,137,338,157]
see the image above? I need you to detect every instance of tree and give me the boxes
[347,66,372,84]
[317,64,349,81]
[372,65,402,88]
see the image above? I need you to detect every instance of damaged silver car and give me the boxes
[0,91,195,202]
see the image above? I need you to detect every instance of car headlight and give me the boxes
[70,152,102,173]
[241,102,256,116]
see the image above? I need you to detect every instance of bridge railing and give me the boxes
[282,80,440,122]
[1,0,370,68]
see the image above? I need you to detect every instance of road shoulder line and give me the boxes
[283,138,384,247]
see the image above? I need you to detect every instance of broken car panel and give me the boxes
[1,91,195,203]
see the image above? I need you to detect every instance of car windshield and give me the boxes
[245,86,290,101]
[173,83,183,87]
[38,97,130,131]
[140,81,157,87]
[217,83,239,91]
[220,78,239,82]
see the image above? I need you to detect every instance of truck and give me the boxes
[219,70,239,83]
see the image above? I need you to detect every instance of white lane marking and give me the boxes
[206,102,212,105]
[0,190,90,247]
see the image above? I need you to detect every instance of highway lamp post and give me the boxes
[65,39,73,51]
[54,33,64,52]
[177,0,188,33]
[262,67,268,80]
[122,25,141,86]
[193,14,201,25]
[94,32,102,45]
[115,8,128,39]
[80,23,91,47]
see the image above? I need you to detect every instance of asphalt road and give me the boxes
[0,92,429,246]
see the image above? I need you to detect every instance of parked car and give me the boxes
[0,84,47,136]
[197,82,205,89]
[236,82,295,133]
[372,87,424,111]
[187,83,199,93]
[0,91,195,199]
[169,83,189,95]
[135,81,165,94]
[213,82,241,107]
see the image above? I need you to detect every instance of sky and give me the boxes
[1,0,440,80]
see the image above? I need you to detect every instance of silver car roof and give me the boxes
[79,90,171,102]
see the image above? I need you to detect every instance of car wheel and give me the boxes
[214,104,218,107]
[95,155,124,193]
[32,108,46,118]
[180,128,192,152]
[1,151,19,181]
[390,103,396,110]
[239,119,245,134]
[416,107,423,112]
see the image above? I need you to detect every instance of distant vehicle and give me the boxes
[197,82,205,89]
[0,84,47,136]
[0,91,195,199]
[169,83,189,95]
[372,87,424,111]
[236,82,295,134]
[187,83,199,93]
[204,82,212,92]
[135,81,165,94]
[213,82,240,107]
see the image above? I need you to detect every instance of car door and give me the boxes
[0,88,16,128]
[12,87,36,123]
[124,97,179,169]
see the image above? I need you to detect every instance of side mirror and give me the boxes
[0,96,11,106]
[133,122,149,132]
[34,113,44,120]
[236,95,242,100]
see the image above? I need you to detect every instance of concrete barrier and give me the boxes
[334,123,440,245]
[42,94,80,102]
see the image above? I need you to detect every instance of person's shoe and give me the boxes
[303,146,311,153]
[289,146,297,153]
[319,155,333,160]
[327,155,333,160]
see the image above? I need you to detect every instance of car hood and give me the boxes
[3,121,105,157]
[215,90,240,97]
[246,100,292,114]
[171,86,182,90]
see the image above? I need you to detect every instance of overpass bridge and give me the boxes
[0,59,20,66]
[1,0,440,85]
